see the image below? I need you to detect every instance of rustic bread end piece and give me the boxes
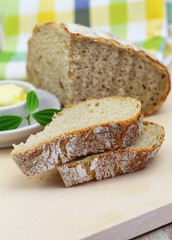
[57,122,164,187]
[11,96,143,176]
[27,22,170,115]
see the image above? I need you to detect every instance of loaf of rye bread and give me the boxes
[11,96,143,176]
[57,122,164,187]
[27,22,170,115]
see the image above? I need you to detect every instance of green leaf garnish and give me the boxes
[32,109,60,126]
[27,90,39,113]
[0,116,23,131]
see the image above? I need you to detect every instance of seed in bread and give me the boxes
[27,22,170,115]
[57,122,164,187]
[11,96,143,176]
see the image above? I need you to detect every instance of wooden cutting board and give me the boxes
[0,91,172,240]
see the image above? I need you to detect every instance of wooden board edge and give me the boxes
[84,203,172,240]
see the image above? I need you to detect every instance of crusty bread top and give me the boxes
[30,22,170,116]
[64,23,157,59]
[59,121,164,163]
[12,96,142,156]
[57,121,164,187]
[66,121,164,166]
[33,22,161,63]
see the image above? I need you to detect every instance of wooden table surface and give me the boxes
[134,63,172,240]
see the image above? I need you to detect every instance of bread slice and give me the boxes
[27,22,170,115]
[11,96,143,176]
[57,122,164,187]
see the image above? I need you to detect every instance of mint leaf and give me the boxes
[27,91,39,113]
[0,116,23,131]
[32,109,60,126]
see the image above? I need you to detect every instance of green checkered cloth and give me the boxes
[0,0,172,80]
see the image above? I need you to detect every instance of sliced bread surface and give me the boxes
[11,96,143,176]
[57,122,164,187]
[27,22,170,115]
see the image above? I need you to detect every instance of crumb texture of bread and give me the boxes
[57,122,164,187]
[11,96,142,176]
[27,23,72,104]
[27,22,170,115]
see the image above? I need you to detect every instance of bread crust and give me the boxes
[12,110,143,176]
[57,122,164,187]
[28,22,170,116]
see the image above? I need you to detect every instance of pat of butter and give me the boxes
[0,84,26,107]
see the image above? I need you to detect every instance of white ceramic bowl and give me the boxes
[0,80,36,116]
